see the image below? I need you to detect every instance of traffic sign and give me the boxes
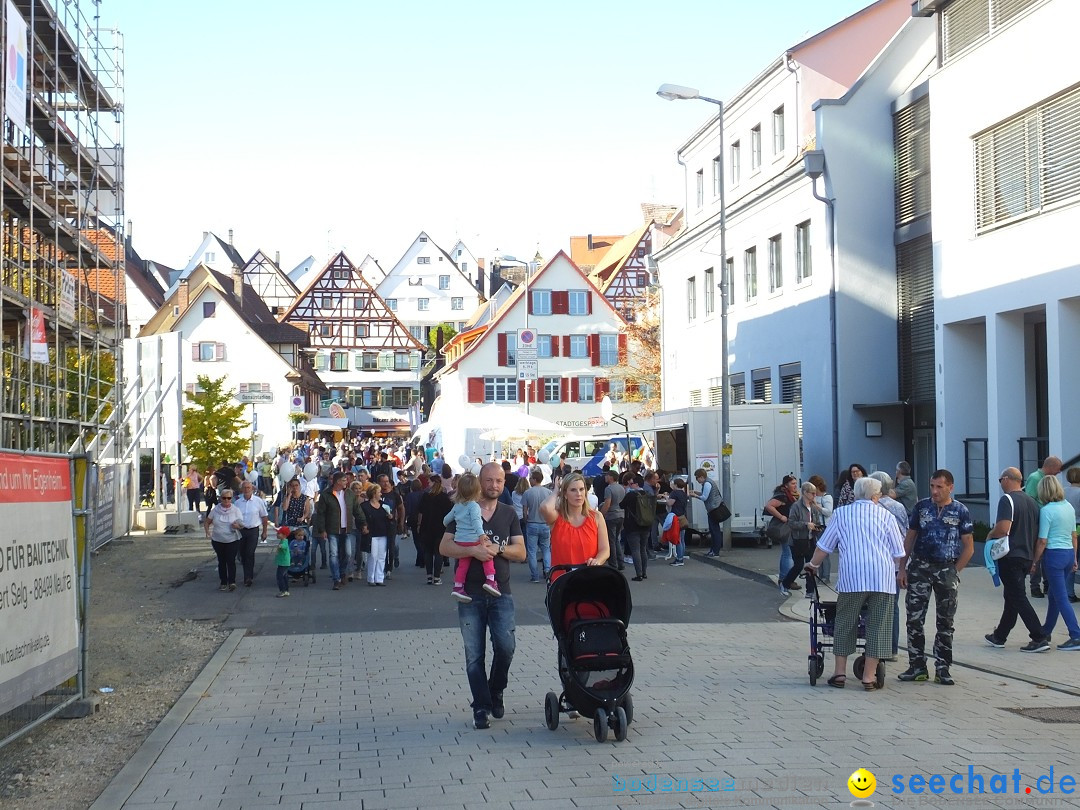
[236,391,274,404]
[516,328,538,362]
[290,395,304,413]
[517,360,538,380]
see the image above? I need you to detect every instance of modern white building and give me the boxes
[376,232,484,347]
[654,0,918,484]
[917,0,1079,507]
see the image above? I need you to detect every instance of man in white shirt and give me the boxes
[235,480,269,587]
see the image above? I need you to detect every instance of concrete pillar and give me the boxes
[986,311,1027,486]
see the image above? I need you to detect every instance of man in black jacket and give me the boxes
[314,472,364,590]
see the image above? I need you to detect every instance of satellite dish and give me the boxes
[600,396,613,423]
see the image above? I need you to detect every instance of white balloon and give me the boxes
[278,462,296,482]
[246,470,259,483]
[458,454,471,469]
[470,461,482,475]
[303,462,318,481]
[537,449,551,465]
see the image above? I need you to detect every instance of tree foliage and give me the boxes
[429,321,458,353]
[610,294,661,417]
[182,375,250,471]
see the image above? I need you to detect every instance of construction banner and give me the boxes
[0,452,79,716]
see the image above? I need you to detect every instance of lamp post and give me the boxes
[657,83,732,550]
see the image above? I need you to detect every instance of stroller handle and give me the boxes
[546,563,587,584]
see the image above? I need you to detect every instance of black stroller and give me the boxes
[544,565,635,742]
[805,570,884,687]
[281,528,315,587]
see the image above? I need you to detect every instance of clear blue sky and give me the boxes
[105,0,874,274]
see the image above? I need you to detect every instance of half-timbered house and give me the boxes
[239,249,300,316]
[282,251,426,436]
[589,221,653,323]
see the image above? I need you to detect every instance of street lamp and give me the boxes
[657,82,732,550]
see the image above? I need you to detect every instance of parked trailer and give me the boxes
[652,405,801,535]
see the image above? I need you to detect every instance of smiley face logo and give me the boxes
[847,769,876,798]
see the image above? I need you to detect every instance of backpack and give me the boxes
[633,491,656,527]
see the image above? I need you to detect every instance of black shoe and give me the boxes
[1070,595,1080,603]
[984,633,1006,648]
[934,666,955,686]
[1031,587,1045,598]
[1020,638,1050,653]
[631,576,644,582]
[897,665,929,682]
[491,692,505,719]
[473,709,490,730]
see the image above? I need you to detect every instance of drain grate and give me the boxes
[1004,706,1080,724]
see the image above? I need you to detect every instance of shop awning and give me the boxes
[298,418,349,431]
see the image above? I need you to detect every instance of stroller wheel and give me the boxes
[808,655,818,686]
[816,654,825,679]
[613,706,628,742]
[876,660,886,688]
[593,707,609,742]
[853,655,866,681]
[544,692,560,731]
[621,694,633,726]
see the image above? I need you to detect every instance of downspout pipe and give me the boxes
[808,165,839,485]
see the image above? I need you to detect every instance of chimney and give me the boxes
[202,231,208,241]
[228,229,234,246]
[125,218,132,251]
[232,263,244,309]
[275,250,280,266]
[177,277,189,314]
[475,267,484,297]
[587,234,593,250]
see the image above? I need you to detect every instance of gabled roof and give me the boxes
[179,232,245,280]
[440,250,625,375]
[640,203,680,227]
[381,231,477,290]
[569,234,623,270]
[589,221,651,293]
[282,251,425,352]
[239,249,300,313]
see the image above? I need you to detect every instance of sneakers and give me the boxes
[276,591,290,598]
[432,577,442,586]
[984,633,1006,648]
[670,560,685,566]
[631,576,644,582]
[482,580,502,597]
[1020,638,1051,653]
[897,666,929,682]
[491,692,505,719]
[472,709,490,730]
[779,584,791,597]
[1057,637,1080,651]
[218,584,229,592]
[1031,587,1045,598]
[228,583,237,592]
[789,582,802,591]
[332,581,341,591]
[451,587,472,603]
[623,556,634,566]
[935,667,955,686]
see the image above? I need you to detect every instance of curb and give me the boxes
[89,628,246,809]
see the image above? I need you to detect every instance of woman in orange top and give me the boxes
[540,472,610,580]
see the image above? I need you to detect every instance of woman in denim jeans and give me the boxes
[1033,475,1080,650]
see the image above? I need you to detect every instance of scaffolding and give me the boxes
[1,0,124,453]
[0,0,123,747]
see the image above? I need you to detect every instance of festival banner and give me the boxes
[5,0,27,132]
[25,307,49,363]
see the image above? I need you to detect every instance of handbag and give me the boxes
[708,502,732,523]
[989,494,1013,560]
[766,517,791,544]
[677,514,689,530]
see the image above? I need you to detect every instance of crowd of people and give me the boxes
[776,455,1080,692]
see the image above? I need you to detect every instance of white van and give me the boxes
[541,434,649,477]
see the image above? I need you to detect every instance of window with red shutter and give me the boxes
[589,334,600,366]
[561,378,570,403]
[518,380,526,403]
[467,377,485,403]
[552,290,569,314]
[497,332,508,366]
[551,336,560,357]
[618,333,628,365]
[586,291,593,315]
[570,377,580,402]
[562,336,571,356]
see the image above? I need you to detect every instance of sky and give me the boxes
[103,0,875,275]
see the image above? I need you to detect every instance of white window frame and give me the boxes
[730,141,741,185]
[484,376,518,403]
[544,377,561,403]
[712,155,722,197]
[744,247,757,302]
[568,289,588,315]
[439,275,450,290]
[531,289,552,315]
[599,334,618,366]
[451,297,464,310]
[418,298,429,311]
[568,335,588,358]
[417,256,431,265]
[773,105,785,155]
[795,220,812,283]
[768,234,783,293]
[695,169,704,208]
[537,335,553,359]
[385,298,397,311]
[578,376,595,404]
[687,276,697,320]
[704,267,715,316]
[751,125,762,171]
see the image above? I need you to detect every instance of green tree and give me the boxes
[181,375,250,471]
[428,322,458,352]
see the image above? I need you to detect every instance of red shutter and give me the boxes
[497,332,507,366]
[589,334,600,366]
[527,290,534,315]
[552,290,569,314]
[191,343,200,361]
[562,336,571,356]
[570,377,580,403]
[215,342,225,361]
[586,291,593,314]
[618,333,628,365]
[597,378,610,399]
[536,379,545,403]
[551,336,560,357]
[561,378,570,403]
[467,377,485,403]
[518,380,526,403]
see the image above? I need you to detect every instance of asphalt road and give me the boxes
[164,540,787,635]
